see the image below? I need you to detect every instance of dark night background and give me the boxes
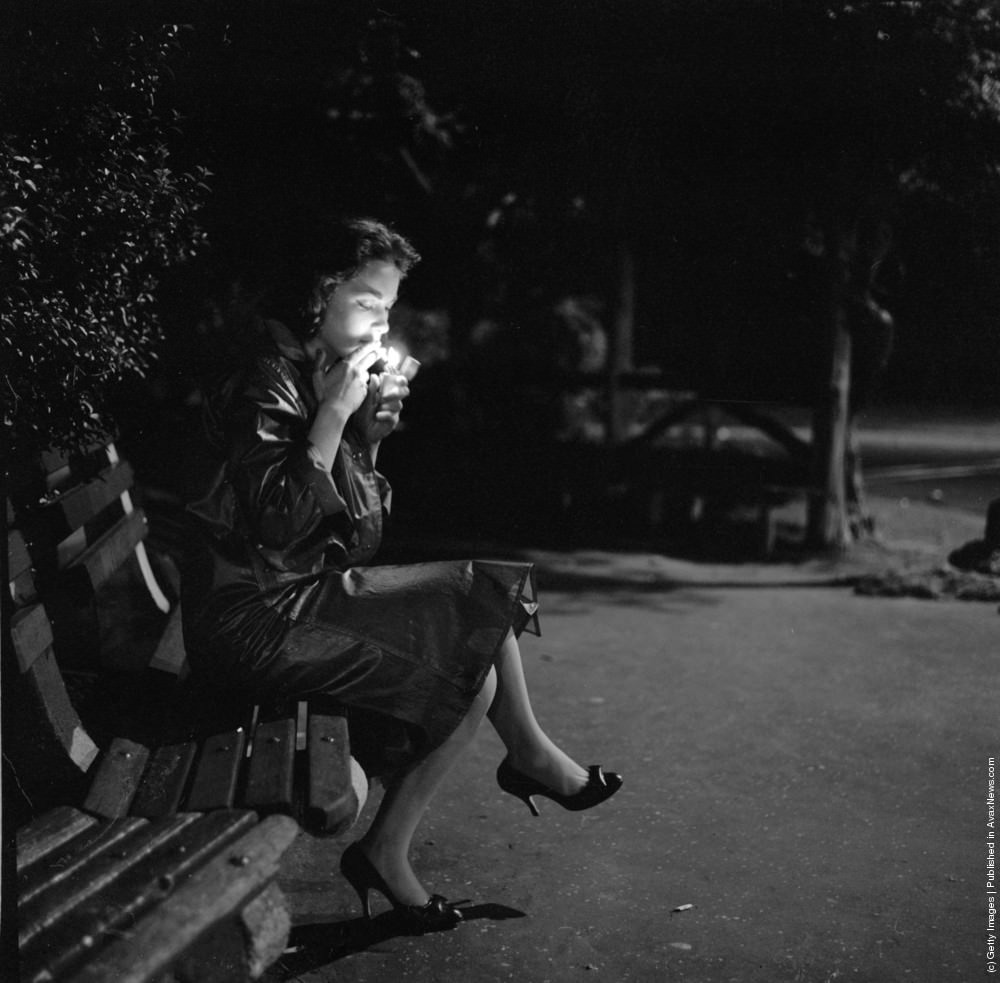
[5,0,1000,547]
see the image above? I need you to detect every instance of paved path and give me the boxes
[265,545,996,982]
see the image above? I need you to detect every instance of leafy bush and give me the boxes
[1,21,209,456]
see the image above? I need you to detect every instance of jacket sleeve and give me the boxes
[226,355,349,552]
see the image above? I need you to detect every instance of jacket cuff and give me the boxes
[300,444,348,515]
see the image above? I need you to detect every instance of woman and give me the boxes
[182,218,622,932]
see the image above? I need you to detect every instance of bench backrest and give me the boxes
[6,443,180,814]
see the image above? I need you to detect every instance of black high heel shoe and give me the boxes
[496,758,623,817]
[339,842,463,933]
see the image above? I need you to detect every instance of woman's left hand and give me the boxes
[357,371,410,446]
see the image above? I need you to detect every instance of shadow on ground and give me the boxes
[269,903,525,979]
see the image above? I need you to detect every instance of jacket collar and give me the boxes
[264,318,308,363]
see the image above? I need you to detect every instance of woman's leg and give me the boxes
[487,632,589,796]
[357,667,498,906]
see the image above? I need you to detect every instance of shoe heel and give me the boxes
[357,885,372,920]
[522,793,540,817]
[345,874,373,919]
[340,848,374,919]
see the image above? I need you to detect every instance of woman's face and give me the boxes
[315,259,402,360]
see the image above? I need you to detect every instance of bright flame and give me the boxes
[385,346,401,369]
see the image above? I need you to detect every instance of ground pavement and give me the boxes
[263,496,996,983]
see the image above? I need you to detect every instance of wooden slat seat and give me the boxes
[83,695,364,837]
[16,806,298,983]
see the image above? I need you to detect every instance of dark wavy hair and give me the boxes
[300,218,420,332]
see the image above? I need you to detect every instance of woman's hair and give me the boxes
[303,218,421,330]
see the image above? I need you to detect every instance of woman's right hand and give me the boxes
[311,342,382,418]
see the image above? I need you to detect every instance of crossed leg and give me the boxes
[487,631,589,796]
[356,631,587,906]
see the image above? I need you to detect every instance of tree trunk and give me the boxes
[806,248,854,550]
[607,243,635,445]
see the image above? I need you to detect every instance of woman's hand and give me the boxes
[311,342,382,417]
[307,342,382,469]
[358,371,410,447]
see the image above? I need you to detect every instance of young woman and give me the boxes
[181,218,622,932]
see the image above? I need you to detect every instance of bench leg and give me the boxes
[757,504,777,558]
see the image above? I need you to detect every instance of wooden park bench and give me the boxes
[7,442,368,981]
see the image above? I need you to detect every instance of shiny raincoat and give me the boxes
[181,322,538,772]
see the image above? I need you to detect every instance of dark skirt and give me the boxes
[182,559,539,773]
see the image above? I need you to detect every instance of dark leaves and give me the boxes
[1,23,209,455]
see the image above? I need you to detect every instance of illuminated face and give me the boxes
[315,259,401,360]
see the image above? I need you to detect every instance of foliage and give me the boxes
[1,21,209,456]
[770,1,1000,217]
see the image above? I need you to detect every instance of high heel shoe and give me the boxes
[496,758,623,817]
[339,842,463,933]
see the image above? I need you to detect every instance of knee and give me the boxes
[475,666,498,712]
[495,631,521,669]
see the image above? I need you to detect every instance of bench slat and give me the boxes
[84,738,151,819]
[130,742,198,818]
[19,816,147,907]
[306,711,361,835]
[16,806,97,874]
[146,604,188,679]
[10,603,54,673]
[9,526,39,604]
[8,528,31,580]
[185,727,248,811]
[244,715,296,815]
[39,447,88,491]
[57,524,90,570]
[67,508,147,590]
[20,462,135,562]
[21,649,100,773]
[19,813,199,951]
[22,810,258,983]
[52,460,135,536]
[36,443,107,493]
[63,814,298,983]
[10,565,37,606]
